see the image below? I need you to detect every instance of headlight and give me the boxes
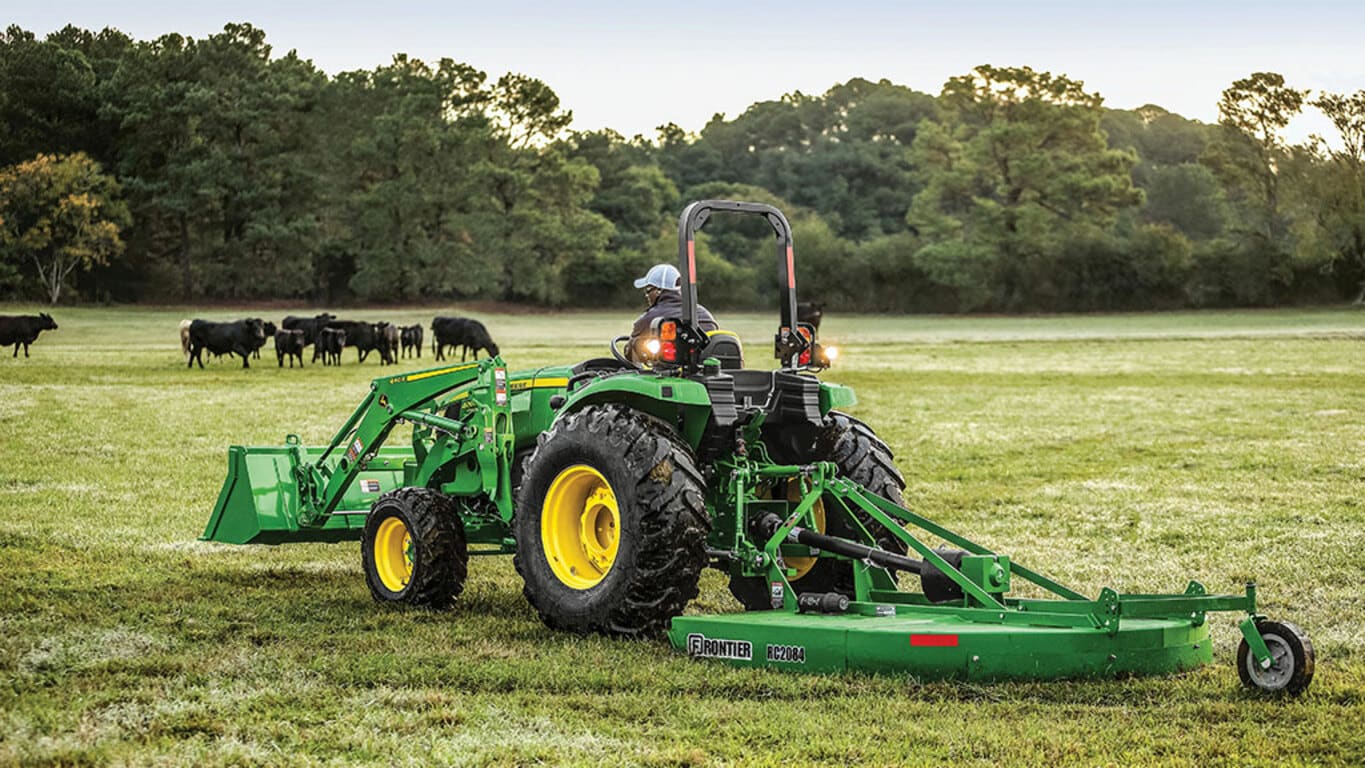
[645,338,661,355]
[824,346,839,362]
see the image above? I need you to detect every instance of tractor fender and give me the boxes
[819,382,857,412]
[555,375,712,449]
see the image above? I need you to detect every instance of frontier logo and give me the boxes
[686,633,753,661]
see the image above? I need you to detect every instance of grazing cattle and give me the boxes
[430,316,468,361]
[458,319,499,360]
[379,323,400,365]
[284,313,336,350]
[318,328,346,366]
[0,313,58,358]
[179,319,192,362]
[432,316,499,361]
[325,320,391,364]
[187,319,266,369]
[796,301,825,331]
[400,324,423,359]
[248,320,276,359]
[275,329,306,368]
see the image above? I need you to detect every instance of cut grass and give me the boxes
[1,305,1363,766]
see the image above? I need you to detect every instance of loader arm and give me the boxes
[294,359,511,526]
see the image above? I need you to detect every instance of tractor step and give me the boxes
[668,610,1211,680]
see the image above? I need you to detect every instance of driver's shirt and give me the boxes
[629,291,718,359]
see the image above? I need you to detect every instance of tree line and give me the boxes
[1,23,1362,312]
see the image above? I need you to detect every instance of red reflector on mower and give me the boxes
[910,634,959,647]
[660,341,677,361]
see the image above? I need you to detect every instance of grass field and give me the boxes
[2,304,1364,766]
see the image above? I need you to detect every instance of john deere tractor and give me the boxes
[203,200,1314,695]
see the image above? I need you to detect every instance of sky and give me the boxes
[9,1,1364,144]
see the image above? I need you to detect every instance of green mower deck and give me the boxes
[669,611,1211,679]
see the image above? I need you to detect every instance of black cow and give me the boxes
[432,316,498,361]
[0,313,58,358]
[285,313,336,351]
[379,322,400,365]
[318,328,346,366]
[430,316,468,361]
[796,301,825,331]
[249,320,276,359]
[459,320,499,360]
[275,329,306,368]
[400,324,423,359]
[188,319,266,369]
[326,320,391,364]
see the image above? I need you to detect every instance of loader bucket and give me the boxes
[201,443,416,545]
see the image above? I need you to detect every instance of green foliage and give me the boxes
[1139,163,1229,241]
[326,55,492,302]
[906,66,1143,311]
[0,26,101,166]
[655,79,931,241]
[1292,91,1365,300]
[1207,73,1308,242]
[1,23,1362,311]
[0,152,129,303]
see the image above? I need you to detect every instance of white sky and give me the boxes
[10,1,1364,144]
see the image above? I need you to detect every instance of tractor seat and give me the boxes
[701,330,744,370]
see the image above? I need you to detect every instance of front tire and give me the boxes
[514,405,709,637]
[361,488,468,609]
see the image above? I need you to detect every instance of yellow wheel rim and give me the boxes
[541,465,620,590]
[374,516,414,593]
[782,482,826,582]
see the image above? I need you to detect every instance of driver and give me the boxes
[628,263,718,362]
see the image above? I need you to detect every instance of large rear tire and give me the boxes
[514,405,710,637]
[361,488,468,609]
[729,411,907,610]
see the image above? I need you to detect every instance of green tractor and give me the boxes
[204,200,1314,695]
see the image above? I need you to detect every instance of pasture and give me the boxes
[1,305,1363,766]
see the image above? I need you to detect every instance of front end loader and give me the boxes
[202,200,1314,696]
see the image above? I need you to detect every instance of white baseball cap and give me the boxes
[633,263,682,290]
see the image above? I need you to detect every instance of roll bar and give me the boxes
[676,200,802,365]
[677,197,802,365]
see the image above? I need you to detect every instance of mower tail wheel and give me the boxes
[361,487,468,609]
[1237,619,1314,697]
[514,404,710,638]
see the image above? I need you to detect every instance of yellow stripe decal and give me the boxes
[393,362,482,384]
[508,377,568,392]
